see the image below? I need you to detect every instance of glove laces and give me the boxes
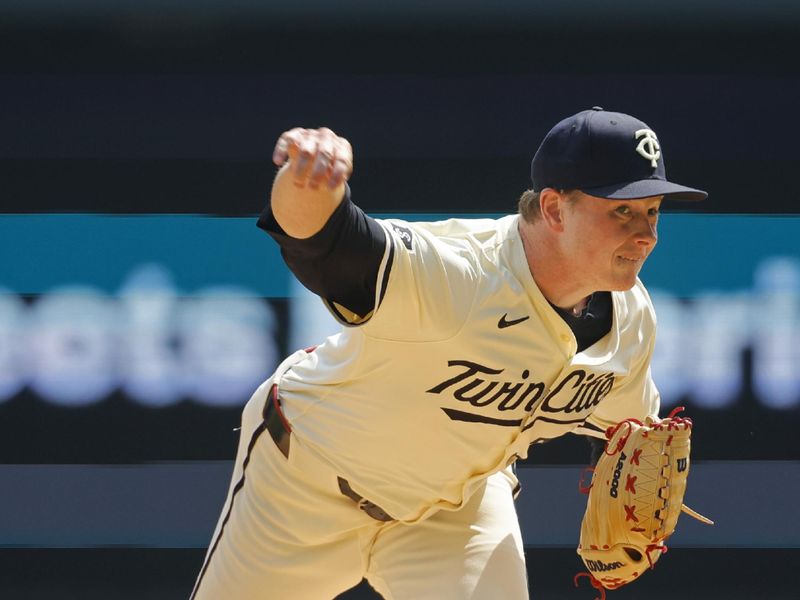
[603,418,643,456]
[645,542,669,570]
[573,572,607,600]
[578,466,595,495]
[653,406,692,431]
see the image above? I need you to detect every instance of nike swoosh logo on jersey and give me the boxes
[498,313,530,329]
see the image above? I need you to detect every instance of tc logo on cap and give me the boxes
[634,129,661,168]
[530,108,707,200]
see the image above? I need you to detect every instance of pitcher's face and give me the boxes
[562,192,661,292]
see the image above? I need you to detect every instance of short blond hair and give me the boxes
[518,188,580,223]
[517,189,541,223]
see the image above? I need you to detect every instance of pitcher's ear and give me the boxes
[539,188,567,233]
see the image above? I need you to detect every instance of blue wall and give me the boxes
[2,213,797,296]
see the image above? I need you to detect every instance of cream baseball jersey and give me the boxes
[276,213,660,523]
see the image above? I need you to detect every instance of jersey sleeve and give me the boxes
[257,185,388,321]
[357,218,481,341]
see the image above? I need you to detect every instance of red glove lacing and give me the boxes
[578,466,595,495]
[603,418,643,456]
[574,572,607,600]
[645,542,669,569]
[653,406,692,431]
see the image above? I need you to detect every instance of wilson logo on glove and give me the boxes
[574,407,713,600]
[585,560,624,573]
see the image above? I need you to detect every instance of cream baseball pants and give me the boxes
[191,376,529,600]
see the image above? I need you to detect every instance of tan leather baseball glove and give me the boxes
[574,408,712,599]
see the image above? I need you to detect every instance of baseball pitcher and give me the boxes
[191,108,708,599]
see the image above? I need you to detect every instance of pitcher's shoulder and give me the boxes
[615,278,658,325]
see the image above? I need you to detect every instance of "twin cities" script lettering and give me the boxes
[426,360,615,414]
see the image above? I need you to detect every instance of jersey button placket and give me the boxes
[559,331,576,359]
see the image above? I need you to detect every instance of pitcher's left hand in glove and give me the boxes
[574,408,713,599]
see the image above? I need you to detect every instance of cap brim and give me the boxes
[581,179,708,201]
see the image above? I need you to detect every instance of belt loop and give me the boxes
[337,477,395,522]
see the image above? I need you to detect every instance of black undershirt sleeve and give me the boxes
[256,185,388,319]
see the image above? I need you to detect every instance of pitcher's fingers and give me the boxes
[273,127,305,166]
[328,138,353,189]
[273,137,290,166]
[308,132,337,190]
[292,134,318,185]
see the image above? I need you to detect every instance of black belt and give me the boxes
[264,385,395,523]
[336,477,395,522]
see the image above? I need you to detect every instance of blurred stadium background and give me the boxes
[1,1,798,598]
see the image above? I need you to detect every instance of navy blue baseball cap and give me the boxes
[531,107,707,201]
